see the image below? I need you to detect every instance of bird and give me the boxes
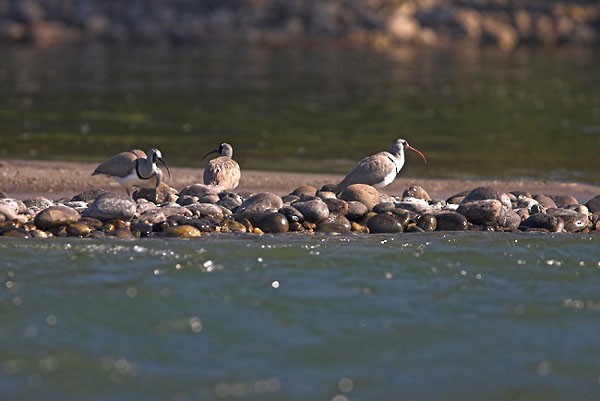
[202,143,241,191]
[334,138,427,193]
[92,148,171,197]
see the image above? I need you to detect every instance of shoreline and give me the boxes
[1,158,599,203]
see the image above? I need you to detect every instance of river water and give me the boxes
[0,43,599,182]
[1,43,600,401]
[1,234,600,400]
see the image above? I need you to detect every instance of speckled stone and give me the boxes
[234,192,284,225]
[546,208,588,232]
[324,198,348,215]
[198,194,221,204]
[179,183,222,198]
[24,196,54,210]
[456,199,504,226]
[71,189,108,202]
[402,185,431,201]
[461,187,512,211]
[34,205,81,229]
[519,214,563,232]
[501,210,522,230]
[186,202,224,219]
[292,199,330,224]
[83,193,136,221]
[280,205,304,224]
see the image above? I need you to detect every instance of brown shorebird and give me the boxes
[92,148,171,197]
[334,138,427,193]
[202,143,241,190]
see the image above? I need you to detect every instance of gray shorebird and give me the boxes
[92,148,171,197]
[334,138,427,193]
[202,143,241,190]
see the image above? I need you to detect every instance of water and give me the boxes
[2,233,600,401]
[0,43,599,183]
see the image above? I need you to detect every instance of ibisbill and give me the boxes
[92,148,171,197]
[334,138,427,194]
[202,142,241,191]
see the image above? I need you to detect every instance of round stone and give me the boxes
[519,214,564,232]
[292,199,329,224]
[257,212,289,233]
[456,199,504,226]
[346,201,369,220]
[548,195,579,208]
[24,196,54,210]
[290,185,318,198]
[417,213,437,231]
[34,205,81,229]
[83,193,136,221]
[280,205,304,224]
[316,222,351,234]
[71,189,108,202]
[234,192,284,225]
[461,187,511,210]
[338,184,380,211]
[585,194,600,213]
[162,225,202,238]
[367,213,403,233]
[66,222,93,237]
[324,198,348,215]
[186,202,224,219]
[435,212,468,231]
[533,194,557,208]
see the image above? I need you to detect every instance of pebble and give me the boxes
[519,214,564,232]
[367,213,403,233]
[402,185,431,201]
[234,192,283,225]
[34,205,80,229]
[162,225,202,238]
[417,213,437,231]
[435,212,469,231]
[339,184,380,211]
[585,194,600,213]
[290,198,329,224]
[257,212,289,233]
[82,193,136,221]
[186,202,225,219]
[346,201,369,220]
[456,199,504,226]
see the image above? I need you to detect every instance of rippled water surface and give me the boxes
[1,233,599,400]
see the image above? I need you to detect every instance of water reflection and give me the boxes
[0,43,598,182]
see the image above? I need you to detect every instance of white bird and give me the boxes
[92,148,171,197]
[334,138,427,193]
[202,143,241,191]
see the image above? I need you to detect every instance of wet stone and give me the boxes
[292,199,329,224]
[131,222,154,238]
[280,205,304,224]
[162,225,202,238]
[346,201,369,220]
[217,195,242,212]
[456,199,504,226]
[435,212,468,231]
[417,213,437,231]
[367,213,403,233]
[257,212,289,233]
[585,194,600,213]
[281,194,300,204]
[66,222,92,237]
[462,187,511,210]
[177,195,198,206]
[317,191,337,201]
[289,221,304,232]
[221,219,247,233]
[234,192,284,225]
[138,209,166,225]
[519,214,564,232]
[373,202,395,214]
[317,222,351,234]
[339,184,380,211]
[34,205,81,229]
[402,185,431,201]
[83,193,136,221]
[0,227,29,238]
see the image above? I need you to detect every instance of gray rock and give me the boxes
[367,214,403,233]
[317,222,351,234]
[290,198,329,224]
[83,193,136,221]
[456,199,504,226]
[346,201,368,220]
[435,212,468,231]
[0,198,26,214]
[396,198,432,214]
[0,204,18,220]
[461,187,511,210]
[198,194,220,204]
[585,194,600,213]
[519,214,564,232]
[179,183,222,198]
[324,198,348,215]
[234,192,283,225]
[290,185,317,198]
[500,210,522,230]
[373,202,395,214]
[217,194,242,212]
[34,205,81,229]
[186,202,224,219]
[24,196,54,209]
[280,205,304,224]
[158,204,193,218]
[546,208,588,232]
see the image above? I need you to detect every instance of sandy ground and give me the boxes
[1,158,599,203]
